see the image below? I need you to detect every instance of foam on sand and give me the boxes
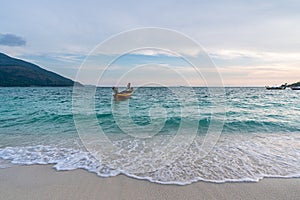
[0,133,299,185]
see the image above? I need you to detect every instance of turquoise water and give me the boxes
[0,87,299,184]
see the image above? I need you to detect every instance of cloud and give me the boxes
[1,1,300,86]
[217,63,300,86]
[130,49,179,57]
[0,33,26,46]
[209,49,300,62]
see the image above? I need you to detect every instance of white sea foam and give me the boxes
[0,133,299,185]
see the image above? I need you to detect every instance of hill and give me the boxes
[0,52,80,87]
[288,82,300,87]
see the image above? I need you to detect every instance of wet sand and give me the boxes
[0,165,299,200]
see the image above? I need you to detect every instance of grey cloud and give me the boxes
[0,33,26,46]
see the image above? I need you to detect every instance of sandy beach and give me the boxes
[0,165,299,200]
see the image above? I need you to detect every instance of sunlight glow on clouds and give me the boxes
[218,64,300,86]
[210,49,300,62]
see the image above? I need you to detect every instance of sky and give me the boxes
[0,0,300,86]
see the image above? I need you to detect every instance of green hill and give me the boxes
[0,52,80,87]
[289,82,300,87]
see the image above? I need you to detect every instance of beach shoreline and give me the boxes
[0,165,299,200]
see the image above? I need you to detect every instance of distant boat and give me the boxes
[265,83,287,90]
[112,83,134,99]
[291,86,300,90]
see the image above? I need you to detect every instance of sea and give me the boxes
[0,87,299,185]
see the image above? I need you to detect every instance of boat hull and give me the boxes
[265,83,287,90]
[265,87,286,90]
[291,87,300,90]
[113,90,134,100]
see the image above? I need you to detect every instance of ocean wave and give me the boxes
[98,113,300,134]
[0,133,299,185]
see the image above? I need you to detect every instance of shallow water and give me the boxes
[0,87,299,184]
